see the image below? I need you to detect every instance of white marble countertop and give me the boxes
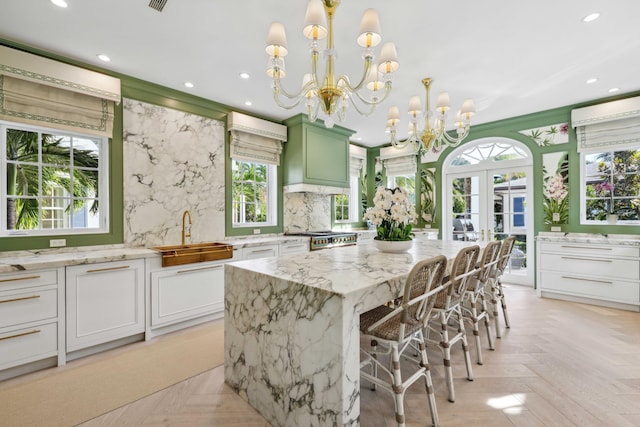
[0,230,445,274]
[224,234,309,248]
[536,232,640,246]
[0,245,156,273]
[0,235,308,273]
[227,237,474,297]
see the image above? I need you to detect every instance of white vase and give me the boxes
[607,214,618,224]
[373,239,413,253]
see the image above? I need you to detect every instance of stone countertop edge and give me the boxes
[536,232,640,246]
[0,236,306,273]
[0,245,157,273]
[0,230,444,273]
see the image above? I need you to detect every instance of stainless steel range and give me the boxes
[286,231,358,251]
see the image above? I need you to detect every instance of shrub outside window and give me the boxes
[583,149,640,223]
[231,159,276,227]
[2,123,107,236]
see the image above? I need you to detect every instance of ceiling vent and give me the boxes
[148,0,168,12]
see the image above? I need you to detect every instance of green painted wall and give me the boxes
[0,39,282,249]
[406,95,640,239]
[2,38,639,251]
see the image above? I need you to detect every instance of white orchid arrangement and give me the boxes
[364,186,417,241]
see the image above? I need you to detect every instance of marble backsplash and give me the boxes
[283,192,331,233]
[122,99,226,247]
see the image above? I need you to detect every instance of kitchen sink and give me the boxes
[152,242,233,267]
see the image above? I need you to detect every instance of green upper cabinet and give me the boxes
[283,114,355,191]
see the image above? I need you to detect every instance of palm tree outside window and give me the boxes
[3,124,105,235]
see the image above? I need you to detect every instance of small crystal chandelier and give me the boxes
[265,0,399,128]
[388,77,476,152]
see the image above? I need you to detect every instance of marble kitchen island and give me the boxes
[224,238,478,427]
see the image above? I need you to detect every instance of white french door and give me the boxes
[443,139,534,286]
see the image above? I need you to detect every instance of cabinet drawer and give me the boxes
[279,242,309,255]
[0,322,58,370]
[0,270,59,292]
[539,242,640,258]
[242,244,279,260]
[540,253,639,281]
[0,288,57,329]
[540,271,639,304]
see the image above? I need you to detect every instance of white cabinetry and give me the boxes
[537,240,640,311]
[148,261,226,335]
[0,268,64,373]
[66,259,145,352]
[242,244,279,260]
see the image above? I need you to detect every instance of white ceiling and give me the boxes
[2,0,640,147]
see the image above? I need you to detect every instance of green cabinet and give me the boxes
[283,114,355,191]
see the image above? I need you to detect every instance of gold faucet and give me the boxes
[181,210,192,245]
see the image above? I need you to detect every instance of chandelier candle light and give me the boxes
[265,0,399,128]
[388,77,476,152]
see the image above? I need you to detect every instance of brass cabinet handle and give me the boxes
[0,294,40,304]
[561,275,613,285]
[86,265,130,273]
[0,329,41,342]
[560,245,612,251]
[249,248,274,254]
[0,275,41,283]
[560,256,612,263]
[177,265,224,274]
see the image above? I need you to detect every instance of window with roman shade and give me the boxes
[227,112,286,228]
[379,145,417,177]
[0,45,121,138]
[572,96,640,152]
[227,111,286,165]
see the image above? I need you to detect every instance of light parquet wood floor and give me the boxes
[77,285,640,427]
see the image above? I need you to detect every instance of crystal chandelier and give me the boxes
[387,77,476,153]
[265,0,399,128]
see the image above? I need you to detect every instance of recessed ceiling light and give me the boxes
[51,0,68,8]
[586,78,598,84]
[608,87,620,93]
[184,82,194,88]
[244,101,253,106]
[97,54,110,62]
[239,72,250,79]
[582,12,600,23]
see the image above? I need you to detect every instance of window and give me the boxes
[388,174,416,205]
[334,176,360,223]
[2,122,107,236]
[582,149,640,223]
[231,159,277,227]
[513,196,525,227]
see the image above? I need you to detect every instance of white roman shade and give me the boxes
[571,96,640,152]
[0,45,121,138]
[380,145,417,176]
[227,112,287,165]
[350,144,367,176]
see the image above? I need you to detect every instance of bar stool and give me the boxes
[488,235,516,338]
[426,244,480,403]
[360,255,448,427]
[462,240,501,364]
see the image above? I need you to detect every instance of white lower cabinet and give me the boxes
[0,268,64,372]
[66,259,145,352]
[537,240,640,311]
[150,262,225,329]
